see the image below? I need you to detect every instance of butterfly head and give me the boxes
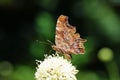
[51,45,61,53]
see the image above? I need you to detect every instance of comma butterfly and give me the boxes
[52,15,87,59]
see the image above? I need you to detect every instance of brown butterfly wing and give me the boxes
[52,15,86,59]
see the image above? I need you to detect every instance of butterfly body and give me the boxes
[52,15,86,59]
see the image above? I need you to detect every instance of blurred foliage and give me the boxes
[0,0,120,80]
[12,65,34,80]
[35,12,55,40]
[77,72,100,80]
[82,0,120,42]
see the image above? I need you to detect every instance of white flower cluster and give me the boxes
[35,54,78,80]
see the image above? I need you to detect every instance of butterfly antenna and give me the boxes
[36,40,51,46]
[48,49,54,54]
[47,40,54,45]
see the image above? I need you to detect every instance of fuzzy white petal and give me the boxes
[35,54,78,80]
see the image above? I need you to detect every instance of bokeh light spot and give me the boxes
[98,47,114,62]
[0,61,13,76]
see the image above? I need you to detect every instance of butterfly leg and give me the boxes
[64,54,72,60]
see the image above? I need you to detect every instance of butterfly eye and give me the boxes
[52,45,56,49]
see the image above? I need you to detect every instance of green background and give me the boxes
[0,0,120,80]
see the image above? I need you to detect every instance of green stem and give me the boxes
[105,60,119,80]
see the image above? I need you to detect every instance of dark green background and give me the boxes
[0,0,120,80]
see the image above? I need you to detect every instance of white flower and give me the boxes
[35,53,79,80]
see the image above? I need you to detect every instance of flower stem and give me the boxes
[105,60,119,80]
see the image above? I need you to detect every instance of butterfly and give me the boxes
[52,15,87,59]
